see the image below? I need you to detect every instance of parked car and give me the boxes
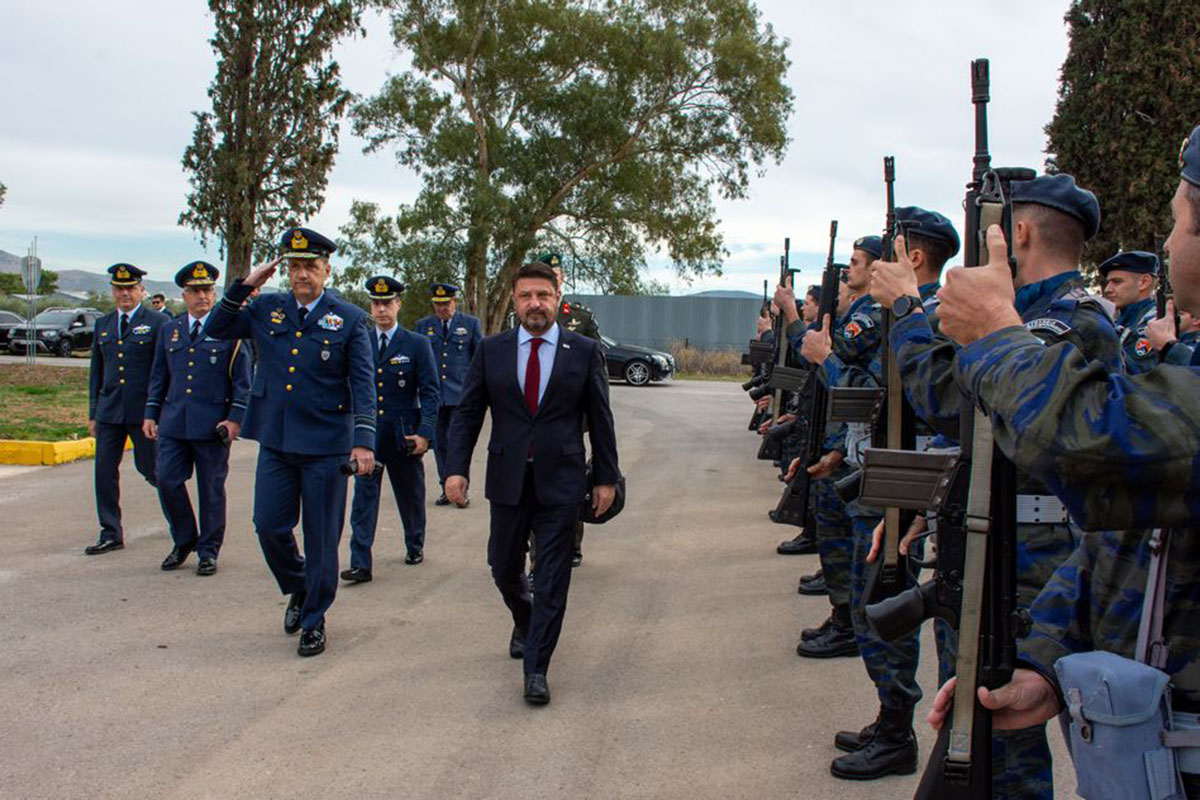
[9,308,101,357]
[599,334,675,386]
[0,310,24,349]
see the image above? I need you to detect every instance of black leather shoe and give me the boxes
[160,546,193,571]
[341,567,372,583]
[777,534,817,555]
[830,706,917,780]
[404,550,424,565]
[196,557,217,576]
[798,573,828,596]
[571,549,583,568]
[509,625,527,659]
[298,625,326,657]
[797,620,858,659]
[284,592,305,635]
[835,718,879,753]
[85,539,124,556]
[435,493,451,506]
[524,673,550,705]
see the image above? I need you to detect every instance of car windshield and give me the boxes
[600,334,617,347]
[33,311,76,325]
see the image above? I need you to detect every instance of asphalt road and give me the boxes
[0,379,1073,799]
[0,352,90,368]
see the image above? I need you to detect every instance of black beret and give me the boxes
[1097,250,1159,278]
[1010,174,1102,241]
[896,206,961,258]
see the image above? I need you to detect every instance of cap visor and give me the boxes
[281,251,322,260]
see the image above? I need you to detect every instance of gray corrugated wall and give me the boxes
[566,294,763,351]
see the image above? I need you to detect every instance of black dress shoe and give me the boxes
[524,673,550,705]
[798,573,828,596]
[160,546,193,571]
[404,550,424,565]
[298,625,326,657]
[435,493,451,506]
[571,549,583,568]
[196,557,217,576]
[777,534,817,555]
[340,567,373,583]
[284,592,305,635]
[509,625,527,659]
[85,539,124,556]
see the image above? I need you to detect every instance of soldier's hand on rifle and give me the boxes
[784,457,802,482]
[242,257,282,290]
[773,278,799,324]
[806,450,844,478]
[755,396,770,411]
[755,315,771,336]
[866,514,927,563]
[1146,300,1178,350]
[928,670,1061,732]
[801,314,833,364]
[937,225,1021,345]
[868,234,921,307]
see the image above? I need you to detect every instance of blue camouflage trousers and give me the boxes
[814,473,853,608]
[849,510,922,710]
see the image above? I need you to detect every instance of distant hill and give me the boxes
[688,289,761,299]
[0,250,181,298]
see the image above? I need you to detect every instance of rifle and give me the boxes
[757,240,801,461]
[860,58,1028,797]
[771,221,839,525]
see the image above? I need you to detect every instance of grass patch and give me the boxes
[674,372,746,382]
[668,340,754,379]
[0,365,90,440]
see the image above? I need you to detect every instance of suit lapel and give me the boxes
[382,328,404,363]
[497,328,528,418]
[283,296,300,329]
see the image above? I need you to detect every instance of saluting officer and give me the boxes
[206,227,376,658]
[85,264,186,556]
[342,276,440,582]
[414,283,483,506]
[1099,250,1160,374]
[142,261,252,576]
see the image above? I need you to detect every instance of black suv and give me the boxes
[9,308,101,357]
[0,310,24,349]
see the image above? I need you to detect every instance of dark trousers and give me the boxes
[252,446,347,631]
[348,453,426,568]
[94,421,187,543]
[156,435,231,559]
[489,466,580,676]
[433,405,456,487]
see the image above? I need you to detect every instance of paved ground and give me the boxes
[0,379,1074,799]
[0,352,89,368]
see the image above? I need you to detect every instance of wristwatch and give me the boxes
[891,294,922,319]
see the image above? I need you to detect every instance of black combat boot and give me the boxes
[796,604,857,658]
[798,571,828,595]
[776,533,817,555]
[833,712,879,752]
[829,704,918,780]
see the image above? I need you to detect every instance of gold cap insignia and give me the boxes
[374,278,390,294]
[192,264,208,278]
[435,286,446,296]
[115,266,131,280]
[550,255,560,266]
[291,230,309,250]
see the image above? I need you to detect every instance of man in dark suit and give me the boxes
[85,264,186,555]
[206,227,376,658]
[342,275,440,581]
[143,261,252,576]
[445,261,620,706]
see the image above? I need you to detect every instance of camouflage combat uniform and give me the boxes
[1116,296,1158,375]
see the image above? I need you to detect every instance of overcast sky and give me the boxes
[0,1,1072,294]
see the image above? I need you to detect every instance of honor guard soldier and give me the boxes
[142,261,252,576]
[414,282,482,505]
[85,263,187,555]
[1099,250,1160,374]
[342,276,440,582]
[538,253,601,339]
[206,226,376,658]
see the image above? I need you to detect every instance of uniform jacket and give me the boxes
[206,282,376,456]
[144,315,252,440]
[89,305,172,425]
[445,324,619,507]
[414,311,483,407]
[370,325,440,460]
[1116,296,1158,375]
[558,300,601,340]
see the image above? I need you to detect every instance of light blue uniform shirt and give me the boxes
[516,322,559,405]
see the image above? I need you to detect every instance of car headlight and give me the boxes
[41,331,59,339]
[651,354,668,367]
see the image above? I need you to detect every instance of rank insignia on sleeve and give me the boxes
[318,313,344,331]
[1025,317,1072,336]
[270,309,286,325]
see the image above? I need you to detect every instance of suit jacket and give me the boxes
[144,315,253,440]
[370,325,440,460]
[206,281,376,456]
[89,305,172,425]
[446,324,619,507]
[414,311,483,407]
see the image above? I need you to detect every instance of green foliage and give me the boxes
[1046,0,1200,266]
[0,269,58,297]
[180,0,365,285]
[38,269,58,296]
[347,0,792,330]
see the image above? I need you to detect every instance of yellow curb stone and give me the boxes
[0,437,131,466]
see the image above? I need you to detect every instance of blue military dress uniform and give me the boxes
[144,261,252,568]
[414,283,483,495]
[347,276,441,571]
[205,227,376,644]
[87,263,185,551]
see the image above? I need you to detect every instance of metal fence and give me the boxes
[566,293,763,351]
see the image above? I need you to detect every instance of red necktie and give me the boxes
[524,337,544,415]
